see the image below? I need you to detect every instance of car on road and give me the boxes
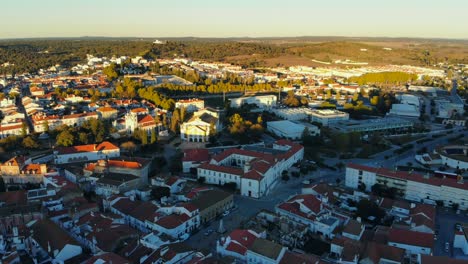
[445,242,450,252]
[222,210,230,217]
[204,229,214,236]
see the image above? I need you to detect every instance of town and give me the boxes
[0,37,467,264]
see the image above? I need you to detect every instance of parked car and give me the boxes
[204,229,214,236]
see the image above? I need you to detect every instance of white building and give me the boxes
[454,226,468,255]
[175,98,205,113]
[345,163,468,210]
[230,95,277,109]
[180,108,221,142]
[388,228,433,255]
[198,140,304,198]
[267,120,319,140]
[436,145,468,170]
[309,109,350,126]
[388,104,420,118]
[54,141,120,164]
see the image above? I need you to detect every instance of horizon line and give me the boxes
[1,35,468,42]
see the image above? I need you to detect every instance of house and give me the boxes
[217,229,263,262]
[198,140,304,198]
[54,141,120,164]
[0,156,47,185]
[342,219,365,241]
[96,107,118,119]
[0,123,28,139]
[190,189,234,224]
[360,242,405,264]
[182,149,210,174]
[247,238,287,264]
[387,228,433,255]
[152,176,186,194]
[276,194,339,239]
[180,108,221,142]
[29,219,83,263]
[95,173,142,196]
[110,197,200,240]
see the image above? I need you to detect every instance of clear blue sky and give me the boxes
[2,0,467,39]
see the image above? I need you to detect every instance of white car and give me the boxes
[222,210,230,217]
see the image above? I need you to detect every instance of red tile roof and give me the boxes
[388,228,434,248]
[56,141,119,155]
[198,163,243,176]
[347,163,468,191]
[182,149,210,162]
[156,213,191,229]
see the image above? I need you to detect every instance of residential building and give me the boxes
[96,107,118,119]
[275,194,340,239]
[387,228,433,255]
[247,238,287,264]
[29,219,83,263]
[95,173,142,196]
[0,156,47,185]
[54,141,120,164]
[346,163,468,210]
[216,229,263,262]
[190,189,234,224]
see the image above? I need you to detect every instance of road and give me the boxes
[435,208,468,258]
[185,168,339,252]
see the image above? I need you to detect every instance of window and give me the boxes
[359,170,363,176]
[249,182,251,187]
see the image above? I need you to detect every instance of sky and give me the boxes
[1,0,468,39]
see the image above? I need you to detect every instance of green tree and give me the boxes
[151,129,157,144]
[170,109,180,133]
[121,141,137,156]
[140,130,148,145]
[56,130,75,147]
[22,136,39,149]
[21,122,28,137]
[179,107,186,122]
[103,63,119,81]
[43,120,49,133]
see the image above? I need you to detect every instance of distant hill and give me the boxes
[0,37,467,74]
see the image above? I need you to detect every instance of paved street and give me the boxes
[435,208,468,258]
[185,167,342,252]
